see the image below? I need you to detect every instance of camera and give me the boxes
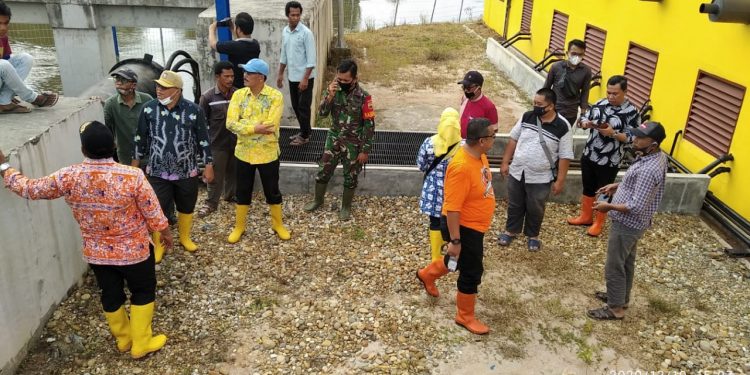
[217,17,233,27]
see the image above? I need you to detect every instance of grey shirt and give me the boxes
[543,61,592,121]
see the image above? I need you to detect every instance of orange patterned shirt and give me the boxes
[3,158,168,265]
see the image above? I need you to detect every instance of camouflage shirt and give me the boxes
[318,83,375,154]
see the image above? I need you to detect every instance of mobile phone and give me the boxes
[597,194,610,202]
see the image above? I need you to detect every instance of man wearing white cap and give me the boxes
[226,58,291,243]
[133,70,214,261]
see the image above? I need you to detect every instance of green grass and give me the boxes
[647,295,680,315]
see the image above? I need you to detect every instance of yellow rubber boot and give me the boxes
[429,230,444,262]
[455,292,490,335]
[228,204,249,244]
[103,306,132,352]
[269,204,291,240]
[177,212,197,252]
[152,232,165,263]
[129,302,167,359]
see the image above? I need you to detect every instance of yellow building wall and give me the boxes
[484,0,750,219]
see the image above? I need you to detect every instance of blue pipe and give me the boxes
[111,26,120,62]
[216,0,231,61]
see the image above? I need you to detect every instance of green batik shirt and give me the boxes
[318,83,375,154]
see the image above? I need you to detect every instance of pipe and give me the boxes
[502,0,512,39]
[533,50,564,71]
[669,130,683,156]
[699,0,750,24]
[665,154,692,174]
[170,58,202,104]
[501,32,530,47]
[696,153,733,174]
[708,166,731,178]
[704,192,750,247]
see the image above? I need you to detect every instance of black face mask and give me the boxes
[464,91,476,100]
[339,82,353,92]
[532,105,547,117]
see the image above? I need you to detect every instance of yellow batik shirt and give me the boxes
[226,84,283,165]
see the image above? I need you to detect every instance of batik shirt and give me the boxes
[3,159,168,265]
[417,137,453,218]
[133,97,213,180]
[318,84,375,154]
[226,84,283,165]
[581,98,641,168]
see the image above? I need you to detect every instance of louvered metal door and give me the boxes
[583,25,606,73]
[624,43,658,108]
[521,0,533,33]
[684,72,745,157]
[548,11,569,54]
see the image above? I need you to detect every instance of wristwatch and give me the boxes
[450,238,461,245]
[0,162,10,178]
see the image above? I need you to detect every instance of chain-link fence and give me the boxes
[340,0,485,31]
[112,27,197,66]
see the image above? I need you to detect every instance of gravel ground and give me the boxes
[14,191,750,374]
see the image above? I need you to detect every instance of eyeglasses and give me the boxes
[114,77,134,84]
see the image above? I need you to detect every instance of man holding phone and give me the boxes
[567,75,640,236]
[587,121,667,320]
[304,59,374,221]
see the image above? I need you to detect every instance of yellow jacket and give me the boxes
[226,85,283,164]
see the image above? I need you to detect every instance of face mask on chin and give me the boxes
[633,142,657,157]
[158,91,175,106]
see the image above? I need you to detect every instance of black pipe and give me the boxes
[165,50,195,72]
[703,192,750,247]
[708,166,731,178]
[501,32,530,48]
[665,154,691,174]
[170,58,201,104]
[669,130,683,156]
[699,3,720,14]
[502,0,512,39]
[537,58,563,72]
[533,50,564,71]
[697,153,734,174]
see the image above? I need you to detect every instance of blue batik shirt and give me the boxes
[133,97,213,180]
[417,137,453,218]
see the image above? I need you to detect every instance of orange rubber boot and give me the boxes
[416,259,449,297]
[567,195,595,226]
[455,292,490,335]
[587,211,607,237]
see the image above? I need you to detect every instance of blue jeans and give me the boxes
[0,53,37,104]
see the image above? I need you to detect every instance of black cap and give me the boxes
[632,121,666,144]
[458,71,484,87]
[79,121,115,159]
[111,68,138,82]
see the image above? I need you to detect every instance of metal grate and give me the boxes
[624,43,659,108]
[521,0,534,33]
[684,72,745,157]
[583,25,606,73]
[279,127,434,166]
[548,11,569,54]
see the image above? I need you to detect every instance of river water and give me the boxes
[11,0,484,95]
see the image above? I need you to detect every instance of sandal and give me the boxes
[288,132,302,140]
[594,291,629,309]
[290,135,310,146]
[196,205,216,218]
[498,233,516,246]
[31,92,59,108]
[0,102,32,114]
[527,238,542,252]
[587,306,624,320]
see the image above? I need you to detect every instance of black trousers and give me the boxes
[428,215,441,230]
[148,176,199,215]
[289,78,314,139]
[581,157,620,197]
[236,159,282,205]
[90,247,156,312]
[440,217,485,294]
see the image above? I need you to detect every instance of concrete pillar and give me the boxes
[46,3,116,96]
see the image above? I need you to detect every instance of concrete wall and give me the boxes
[196,0,333,127]
[276,164,710,215]
[486,38,545,104]
[0,99,103,375]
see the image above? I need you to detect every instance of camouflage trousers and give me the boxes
[315,139,362,189]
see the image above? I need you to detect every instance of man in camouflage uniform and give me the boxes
[304,59,375,220]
